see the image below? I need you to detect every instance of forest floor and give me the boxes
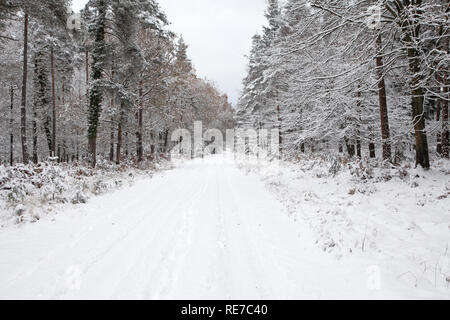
[0,154,449,299]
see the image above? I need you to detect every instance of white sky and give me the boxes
[72,0,267,105]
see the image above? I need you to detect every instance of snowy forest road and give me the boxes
[0,156,426,299]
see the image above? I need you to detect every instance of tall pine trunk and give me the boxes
[356,88,362,158]
[375,34,391,161]
[407,44,430,168]
[32,106,38,164]
[109,125,115,162]
[436,77,442,155]
[10,85,14,166]
[116,101,126,165]
[442,77,449,158]
[277,105,282,157]
[137,81,143,162]
[50,46,57,157]
[345,137,356,157]
[116,111,123,165]
[440,16,449,158]
[20,12,29,164]
[398,1,430,168]
[87,0,107,167]
[369,143,376,158]
[85,48,89,91]
[125,132,129,156]
[109,58,115,162]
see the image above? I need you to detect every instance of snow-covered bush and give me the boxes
[0,159,171,227]
[240,153,450,292]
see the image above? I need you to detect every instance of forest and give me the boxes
[0,0,235,167]
[0,0,448,301]
[237,0,449,169]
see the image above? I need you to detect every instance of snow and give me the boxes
[0,155,449,299]
[0,160,172,226]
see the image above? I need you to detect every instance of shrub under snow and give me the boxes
[0,159,172,226]
[237,155,450,293]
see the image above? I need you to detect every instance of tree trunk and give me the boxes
[345,138,355,157]
[62,141,66,163]
[150,130,155,155]
[277,105,282,157]
[398,2,430,168]
[137,81,143,162]
[116,101,125,165]
[440,15,449,158]
[32,106,38,164]
[50,46,57,157]
[125,132,129,156]
[375,34,391,161]
[369,143,376,158]
[442,77,449,158]
[20,12,29,164]
[109,124,115,162]
[109,58,115,163]
[436,81,442,155]
[10,85,14,166]
[116,120,122,165]
[85,48,89,95]
[356,140,362,159]
[356,88,362,158]
[163,129,169,153]
[408,45,430,168]
[87,0,107,167]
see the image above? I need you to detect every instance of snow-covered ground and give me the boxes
[0,155,448,299]
[0,160,171,226]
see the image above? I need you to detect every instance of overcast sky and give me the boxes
[72,0,267,105]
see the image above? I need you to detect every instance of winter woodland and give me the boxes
[0,0,449,300]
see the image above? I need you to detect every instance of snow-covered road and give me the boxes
[0,156,445,299]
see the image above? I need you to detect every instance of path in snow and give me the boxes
[0,156,439,299]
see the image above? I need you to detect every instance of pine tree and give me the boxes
[87,0,107,167]
[32,40,53,157]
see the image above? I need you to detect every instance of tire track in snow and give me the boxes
[151,168,210,299]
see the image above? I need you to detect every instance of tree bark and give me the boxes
[369,143,376,158]
[125,132,129,157]
[345,137,355,157]
[400,1,430,168]
[32,105,38,164]
[109,58,115,162]
[442,77,449,158]
[436,80,442,155]
[407,45,430,168]
[356,88,362,158]
[150,130,155,155]
[277,105,282,157]
[356,140,362,159]
[87,0,107,167]
[116,101,126,165]
[20,12,29,164]
[163,129,169,153]
[440,11,449,158]
[137,81,144,162]
[10,85,14,166]
[375,34,392,161]
[85,48,89,95]
[50,46,57,157]
[116,119,122,165]
[109,126,115,162]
